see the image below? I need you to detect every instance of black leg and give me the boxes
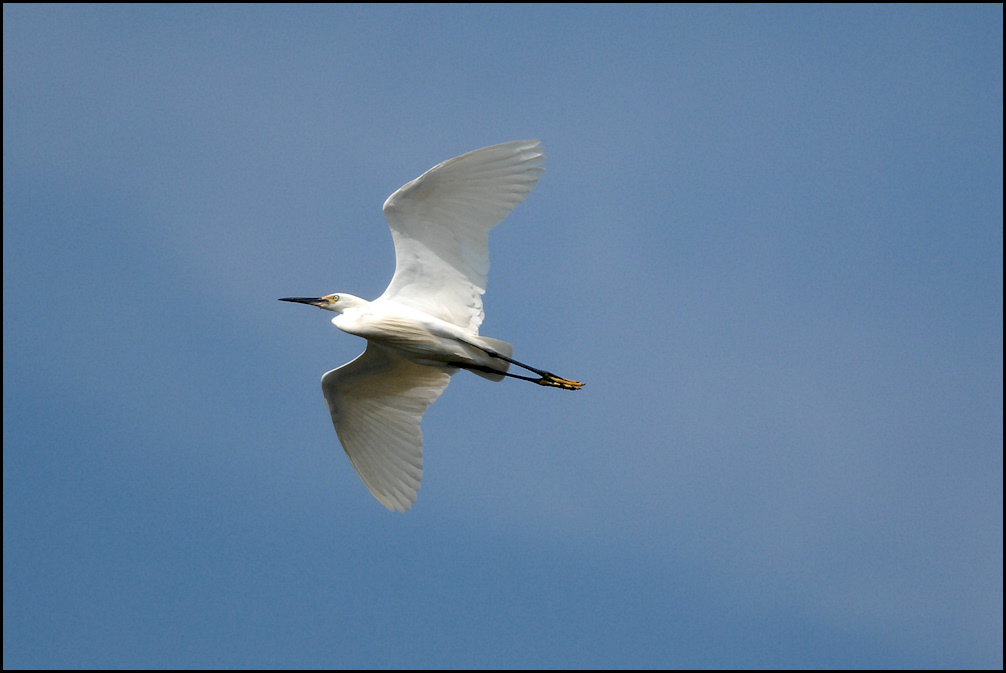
[460,348,584,390]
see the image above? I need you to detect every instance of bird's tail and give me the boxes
[466,335,513,382]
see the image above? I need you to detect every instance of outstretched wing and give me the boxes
[379,140,545,333]
[321,343,454,512]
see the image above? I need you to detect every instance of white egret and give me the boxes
[281,140,581,511]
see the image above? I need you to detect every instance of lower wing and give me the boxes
[321,343,454,511]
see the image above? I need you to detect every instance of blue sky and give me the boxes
[4,4,1001,668]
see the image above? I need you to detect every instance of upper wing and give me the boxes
[321,343,453,512]
[379,140,545,333]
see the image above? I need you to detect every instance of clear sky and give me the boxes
[4,4,1002,668]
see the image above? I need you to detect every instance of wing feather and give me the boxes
[379,140,545,332]
[321,344,453,511]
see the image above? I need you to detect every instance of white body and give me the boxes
[306,140,545,511]
[331,295,513,374]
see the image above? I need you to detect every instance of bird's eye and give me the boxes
[331,295,339,302]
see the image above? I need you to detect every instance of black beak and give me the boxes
[279,297,326,307]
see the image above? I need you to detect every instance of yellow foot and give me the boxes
[536,374,584,390]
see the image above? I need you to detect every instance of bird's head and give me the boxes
[279,293,364,313]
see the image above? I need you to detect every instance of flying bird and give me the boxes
[281,140,581,511]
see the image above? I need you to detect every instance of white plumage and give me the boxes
[281,140,581,511]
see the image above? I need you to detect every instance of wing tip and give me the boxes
[374,487,418,512]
